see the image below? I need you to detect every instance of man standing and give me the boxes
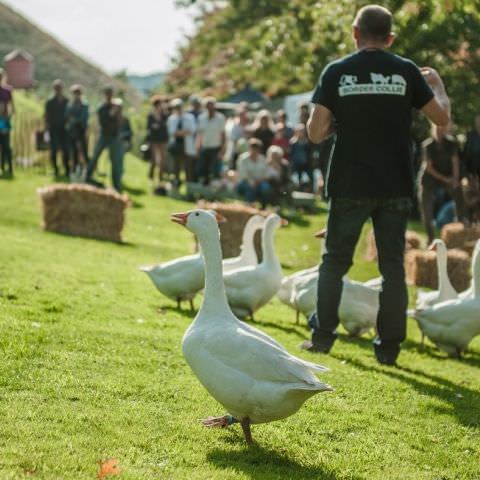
[66,84,89,174]
[167,98,196,185]
[463,114,480,180]
[0,68,14,176]
[302,4,450,365]
[86,86,123,192]
[45,79,69,177]
[196,97,226,185]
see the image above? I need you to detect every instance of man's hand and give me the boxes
[420,67,450,127]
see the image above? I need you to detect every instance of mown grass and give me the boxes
[0,158,479,480]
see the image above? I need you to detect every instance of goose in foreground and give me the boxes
[224,213,285,319]
[222,215,265,274]
[414,242,480,357]
[171,209,332,444]
[415,239,458,310]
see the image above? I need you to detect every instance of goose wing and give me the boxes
[208,326,329,387]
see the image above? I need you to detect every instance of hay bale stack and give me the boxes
[38,184,128,242]
[365,229,423,262]
[197,201,267,258]
[441,222,480,252]
[405,248,471,291]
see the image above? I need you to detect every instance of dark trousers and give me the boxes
[86,134,123,192]
[49,128,70,176]
[0,131,12,174]
[70,131,89,170]
[292,163,314,191]
[418,181,466,244]
[237,179,272,209]
[172,151,195,184]
[198,147,220,185]
[313,197,411,345]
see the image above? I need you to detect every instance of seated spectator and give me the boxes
[251,109,274,154]
[271,123,290,159]
[418,123,466,244]
[290,124,313,191]
[266,145,290,204]
[275,109,293,139]
[236,138,272,209]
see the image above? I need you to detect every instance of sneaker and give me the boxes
[373,338,400,366]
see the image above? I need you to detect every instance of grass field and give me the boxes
[0,158,479,480]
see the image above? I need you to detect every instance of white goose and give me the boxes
[414,242,480,357]
[458,239,480,300]
[224,213,285,319]
[415,239,458,310]
[171,209,332,444]
[293,274,380,336]
[222,215,265,274]
[140,250,204,310]
[277,266,318,312]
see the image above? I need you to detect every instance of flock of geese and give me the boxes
[139,209,480,444]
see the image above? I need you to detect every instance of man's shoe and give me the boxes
[373,338,400,366]
[300,333,336,354]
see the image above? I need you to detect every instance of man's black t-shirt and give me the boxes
[311,49,434,198]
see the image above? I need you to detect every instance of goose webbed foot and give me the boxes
[240,417,254,445]
[202,415,238,428]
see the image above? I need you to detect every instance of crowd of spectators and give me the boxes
[144,95,324,208]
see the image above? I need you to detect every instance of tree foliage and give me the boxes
[167,0,480,129]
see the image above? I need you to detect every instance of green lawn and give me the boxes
[0,158,479,480]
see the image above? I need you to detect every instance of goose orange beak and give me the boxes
[171,212,189,226]
[428,242,437,252]
[280,218,288,227]
[314,228,327,239]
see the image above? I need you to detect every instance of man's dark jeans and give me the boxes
[312,197,412,347]
[49,128,70,176]
[0,131,12,174]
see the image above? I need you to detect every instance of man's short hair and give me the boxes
[103,85,114,94]
[353,4,393,42]
[70,84,82,94]
[53,79,64,88]
[248,138,263,149]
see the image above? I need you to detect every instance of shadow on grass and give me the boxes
[160,304,198,319]
[345,357,480,427]
[123,184,147,196]
[247,317,308,339]
[207,445,360,480]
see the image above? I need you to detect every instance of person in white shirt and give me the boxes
[236,138,272,209]
[167,98,196,185]
[196,97,226,185]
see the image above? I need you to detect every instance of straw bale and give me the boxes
[197,201,268,258]
[365,229,423,262]
[441,222,480,251]
[405,248,471,292]
[38,183,128,242]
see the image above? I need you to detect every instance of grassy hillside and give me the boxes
[0,160,479,479]
[0,2,138,102]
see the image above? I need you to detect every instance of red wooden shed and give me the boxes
[4,50,34,89]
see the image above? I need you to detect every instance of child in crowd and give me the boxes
[290,124,313,192]
[271,123,290,160]
[266,145,290,205]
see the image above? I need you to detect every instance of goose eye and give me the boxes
[195,212,199,216]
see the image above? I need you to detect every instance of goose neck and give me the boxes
[436,243,455,295]
[196,228,231,317]
[240,222,258,263]
[473,244,480,298]
[261,224,278,267]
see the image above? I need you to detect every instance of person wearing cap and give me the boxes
[0,68,14,176]
[45,79,70,177]
[85,86,123,192]
[166,98,196,185]
[196,97,226,185]
[65,84,89,174]
[236,138,272,209]
[302,4,450,365]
